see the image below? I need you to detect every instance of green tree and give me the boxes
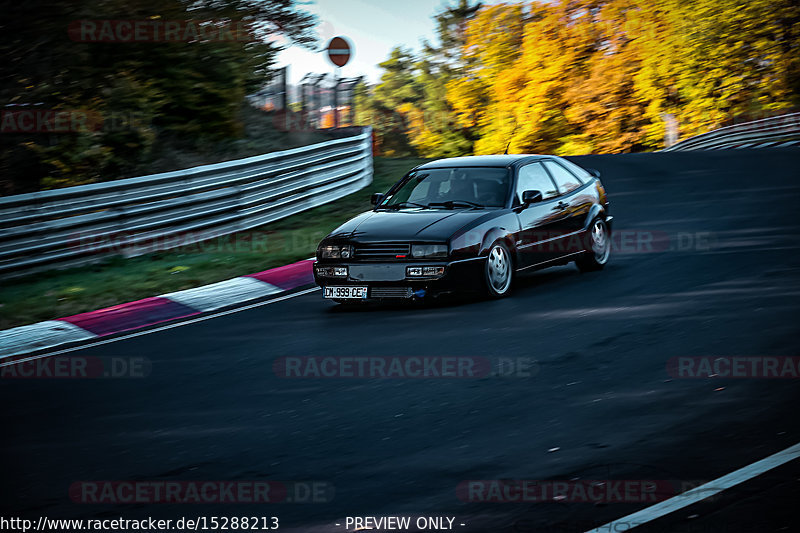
[0,0,316,194]
[357,1,481,158]
[367,47,420,156]
[409,0,481,157]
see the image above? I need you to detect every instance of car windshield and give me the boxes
[379,167,510,209]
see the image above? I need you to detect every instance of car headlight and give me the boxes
[318,244,353,259]
[411,244,448,259]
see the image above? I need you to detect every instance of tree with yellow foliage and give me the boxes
[369,0,799,156]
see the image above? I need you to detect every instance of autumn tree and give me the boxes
[447,3,525,155]
[561,0,649,153]
[357,1,481,157]
[355,0,799,156]
[445,0,799,154]
[408,0,482,157]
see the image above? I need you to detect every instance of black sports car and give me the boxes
[314,154,612,302]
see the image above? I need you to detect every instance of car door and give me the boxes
[513,161,567,268]
[541,159,594,257]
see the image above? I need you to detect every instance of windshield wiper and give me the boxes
[428,200,485,209]
[381,201,431,210]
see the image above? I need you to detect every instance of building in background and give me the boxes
[300,73,363,129]
[249,67,289,112]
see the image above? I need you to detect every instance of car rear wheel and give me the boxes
[484,241,513,298]
[576,218,610,272]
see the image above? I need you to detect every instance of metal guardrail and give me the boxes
[0,127,373,279]
[662,112,800,151]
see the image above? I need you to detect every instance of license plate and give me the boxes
[324,286,368,299]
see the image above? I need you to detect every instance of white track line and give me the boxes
[585,441,800,532]
[0,287,320,368]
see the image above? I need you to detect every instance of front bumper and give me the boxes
[313,258,485,299]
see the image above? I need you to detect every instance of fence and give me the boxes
[663,112,800,151]
[248,66,288,111]
[0,127,373,279]
[300,73,363,129]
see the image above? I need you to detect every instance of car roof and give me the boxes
[415,154,547,169]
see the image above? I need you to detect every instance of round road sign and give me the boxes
[327,37,351,68]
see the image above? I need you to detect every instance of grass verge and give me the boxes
[0,157,429,329]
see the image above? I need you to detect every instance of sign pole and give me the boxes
[326,36,352,130]
[334,66,341,128]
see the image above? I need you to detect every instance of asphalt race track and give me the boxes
[2,148,799,532]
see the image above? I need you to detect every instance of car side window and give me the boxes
[543,160,583,194]
[556,159,591,183]
[515,163,558,204]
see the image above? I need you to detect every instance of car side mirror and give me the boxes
[587,168,601,179]
[522,190,543,205]
[371,193,384,206]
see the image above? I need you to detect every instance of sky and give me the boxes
[276,0,504,86]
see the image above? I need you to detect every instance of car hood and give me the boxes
[327,209,495,242]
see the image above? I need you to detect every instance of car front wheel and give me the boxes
[484,241,514,298]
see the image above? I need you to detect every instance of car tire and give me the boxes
[576,217,611,272]
[484,241,514,298]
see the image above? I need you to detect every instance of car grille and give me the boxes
[354,243,411,261]
[370,287,413,299]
